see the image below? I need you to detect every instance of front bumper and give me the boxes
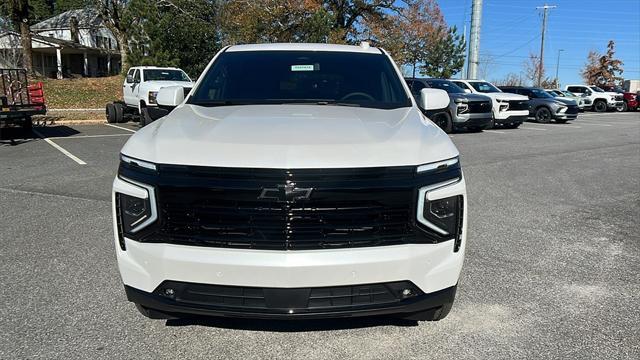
[453,112,493,129]
[125,282,457,320]
[607,101,624,109]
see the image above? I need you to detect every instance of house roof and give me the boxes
[31,8,103,31]
[0,30,119,54]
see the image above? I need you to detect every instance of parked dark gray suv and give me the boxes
[406,78,493,132]
[499,86,579,123]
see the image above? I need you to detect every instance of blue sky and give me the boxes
[437,0,640,85]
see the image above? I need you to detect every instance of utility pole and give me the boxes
[536,4,556,86]
[555,49,564,87]
[467,0,483,79]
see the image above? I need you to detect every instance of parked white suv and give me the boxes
[565,85,624,112]
[113,43,467,322]
[122,66,193,125]
[452,79,529,128]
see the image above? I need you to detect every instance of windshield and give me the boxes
[531,88,553,98]
[560,91,575,97]
[469,81,501,93]
[590,86,605,93]
[425,79,465,94]
[143,69,190,82]
[189,51,412,109]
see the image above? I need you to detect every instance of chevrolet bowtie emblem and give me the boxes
[258,182,313,202]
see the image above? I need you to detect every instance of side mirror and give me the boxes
[126,74,134,83]
[419,88,450,110]
[156,86,185,108]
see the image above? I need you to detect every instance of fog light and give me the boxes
[402,289,413,297]
[164,288,175,297]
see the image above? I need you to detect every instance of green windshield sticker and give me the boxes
[291,64,315,72]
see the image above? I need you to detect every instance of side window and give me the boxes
[126,69,135,83]
[133,70,140,83]
[409,81,426,95]
[453,81,469,90]
[568,86,583,93]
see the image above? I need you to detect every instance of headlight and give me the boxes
[456,103,469,115]
[113,174,158,250]
[416,178,464,252]
[610,95,616,101]
[148,91,158,105]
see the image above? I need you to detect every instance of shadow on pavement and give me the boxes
[165,316,419,332]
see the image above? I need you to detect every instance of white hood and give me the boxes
[481,92,529,102]
[121,104,459,169]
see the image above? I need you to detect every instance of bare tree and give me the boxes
[493,72,524,87]
[478,52,496,80]
[94,0,132,73]
[8,0,33,74]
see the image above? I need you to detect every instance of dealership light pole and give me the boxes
[536,4,556,86]
[467,0,483,79]
[555,49,564,87]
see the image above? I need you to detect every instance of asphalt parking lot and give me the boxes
[1,112,639,359]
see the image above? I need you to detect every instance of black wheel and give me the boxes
[431,112,453,133]
[140,107,153,127]
[535,107,552,123]
[593,100,607,112]
[114,103,125,123]
[106,103,117,123]
[618,101,628,112]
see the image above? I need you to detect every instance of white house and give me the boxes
[0,8,121,78]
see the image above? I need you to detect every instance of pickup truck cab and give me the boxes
[113,43,467,322]
[122,66,193,125]
[451,79,529,129]
[564,85,624,112]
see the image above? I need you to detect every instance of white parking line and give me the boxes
[519,126,547,131]
[532,123,582,129]
[574,122,612,127]
[50,133,132,140]
[486,130,507,134]
[32,129,87,165]
[105,123,137,133]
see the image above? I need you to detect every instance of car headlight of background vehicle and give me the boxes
[456,101,469,115]
[496,99,509,112]
[148,91,158,105]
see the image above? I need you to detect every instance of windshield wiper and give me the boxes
[288,101,361,107]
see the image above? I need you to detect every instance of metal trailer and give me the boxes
[0,69,46,136]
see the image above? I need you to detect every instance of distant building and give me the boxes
[0,8,121,78]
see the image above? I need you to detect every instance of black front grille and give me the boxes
[508,100,529,110]
[119,164,461,250]
[468,101,492,113]
[154,280,423,313]
[566,105,579,114]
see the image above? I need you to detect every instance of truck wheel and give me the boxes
[140,107,152,127]
[593,100,607,112]
[534,107,552,123]
[432,112,453,133]
[114,103,125,123]
[618,102,628,112]
[106,103,117,123]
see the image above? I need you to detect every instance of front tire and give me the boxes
[114,103,125,123]
[432,112,453,133]
[535,107,552,123]
[140,107,152,127]
[593,100,607,112]
[618,102,628,112]
[106,103,117,123]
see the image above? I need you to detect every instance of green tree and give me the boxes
[126,0,220,77]
[55,0,92,14]
[419,25,465,78]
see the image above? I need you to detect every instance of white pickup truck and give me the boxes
[106,66,193,126]
[565,85,624,112]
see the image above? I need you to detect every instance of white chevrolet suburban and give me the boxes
[112,43,467,322]
[452,79,530,129]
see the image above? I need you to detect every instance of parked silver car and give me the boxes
[546,89,591,111]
